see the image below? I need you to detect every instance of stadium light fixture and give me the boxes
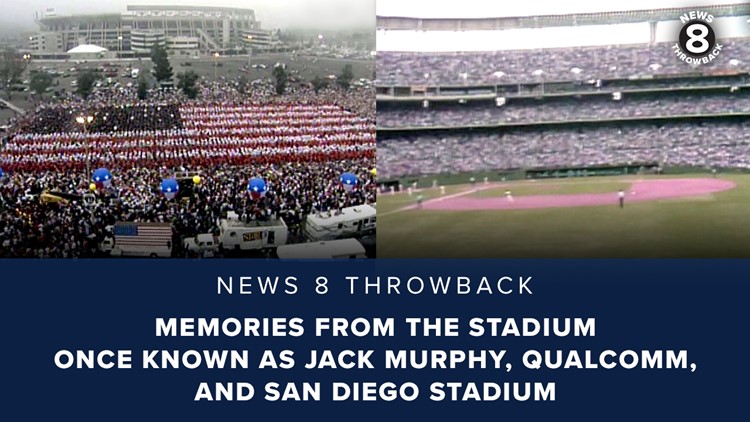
[75,115,93,126]
[213,52,221,79]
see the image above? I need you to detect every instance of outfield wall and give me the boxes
[380,166,750,189]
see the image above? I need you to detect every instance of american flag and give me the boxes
[113,222,173,247]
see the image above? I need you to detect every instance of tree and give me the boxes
[29,71,54,100]
[272,64,288,96]
[76,70,98,100]
[150,44,173,84]
[337,64,354,90]
[237,74,249,95]
[0,48,27,100]
[311,75,328,94]
[137,75,149,100]
[177,70,199,99]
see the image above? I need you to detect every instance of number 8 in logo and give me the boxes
[679,20,716,58]
[686,23,710,54]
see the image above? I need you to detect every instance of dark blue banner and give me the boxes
[1,259,746,421]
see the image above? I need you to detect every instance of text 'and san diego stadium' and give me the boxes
[375,1,750,258]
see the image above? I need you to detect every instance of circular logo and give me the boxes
[678,20,716,58]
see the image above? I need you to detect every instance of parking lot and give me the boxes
[1,52,374,126]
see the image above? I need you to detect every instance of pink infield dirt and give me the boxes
[415,178,736,211]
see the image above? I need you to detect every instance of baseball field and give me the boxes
[377,173,750,258]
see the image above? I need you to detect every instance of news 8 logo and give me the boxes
[679,20,715,57]
[673,11,722,65]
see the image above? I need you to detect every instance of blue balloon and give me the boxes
[92,168,112,187]
[160,178,179,200]
[340,172,359,191]
[248,177,267,198]
[0,167,4,178]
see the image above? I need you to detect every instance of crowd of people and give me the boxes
[377,121,750,178]
[0,160,375,258]
[0,72,376,258]
[377,91,750,128]
[376,38,750,86]
[3,103,374,172]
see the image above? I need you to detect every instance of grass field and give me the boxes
[377,174,750,258]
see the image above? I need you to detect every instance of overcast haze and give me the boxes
[1,0,375,34]
[377,0,750,18]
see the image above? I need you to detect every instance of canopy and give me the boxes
[67,44,108,54]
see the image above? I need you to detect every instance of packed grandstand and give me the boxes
[0,73,375,258]
[376,3,750,181]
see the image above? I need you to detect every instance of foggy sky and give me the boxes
[1,0,375,34]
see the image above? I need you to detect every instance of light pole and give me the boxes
[213,52,220,79]
[76,115,94,173]
[118,35,123,57]
[245,35,253,58]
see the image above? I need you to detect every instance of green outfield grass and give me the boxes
[377,174,750,258]
[377,184,468,215]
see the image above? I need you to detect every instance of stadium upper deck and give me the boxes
[376,3,748,31]
[376,3,750,90]
[375,38,750,87]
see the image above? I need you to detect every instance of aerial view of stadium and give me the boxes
[376,0,750,258]
[0,2,376,258]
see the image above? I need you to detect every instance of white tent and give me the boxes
[67,44,108,54]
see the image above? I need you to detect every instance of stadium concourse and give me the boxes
[0,77,375,258]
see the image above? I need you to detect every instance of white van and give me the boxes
[276,239,367,259]
[184,233,220,255]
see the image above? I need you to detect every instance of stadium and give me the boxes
[376,1,750,258]
[28,4,282,58]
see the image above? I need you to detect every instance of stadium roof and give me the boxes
[126,5,255,13]
[37,13,122,24]
[377,3,750,31]
[67,44,108,54]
